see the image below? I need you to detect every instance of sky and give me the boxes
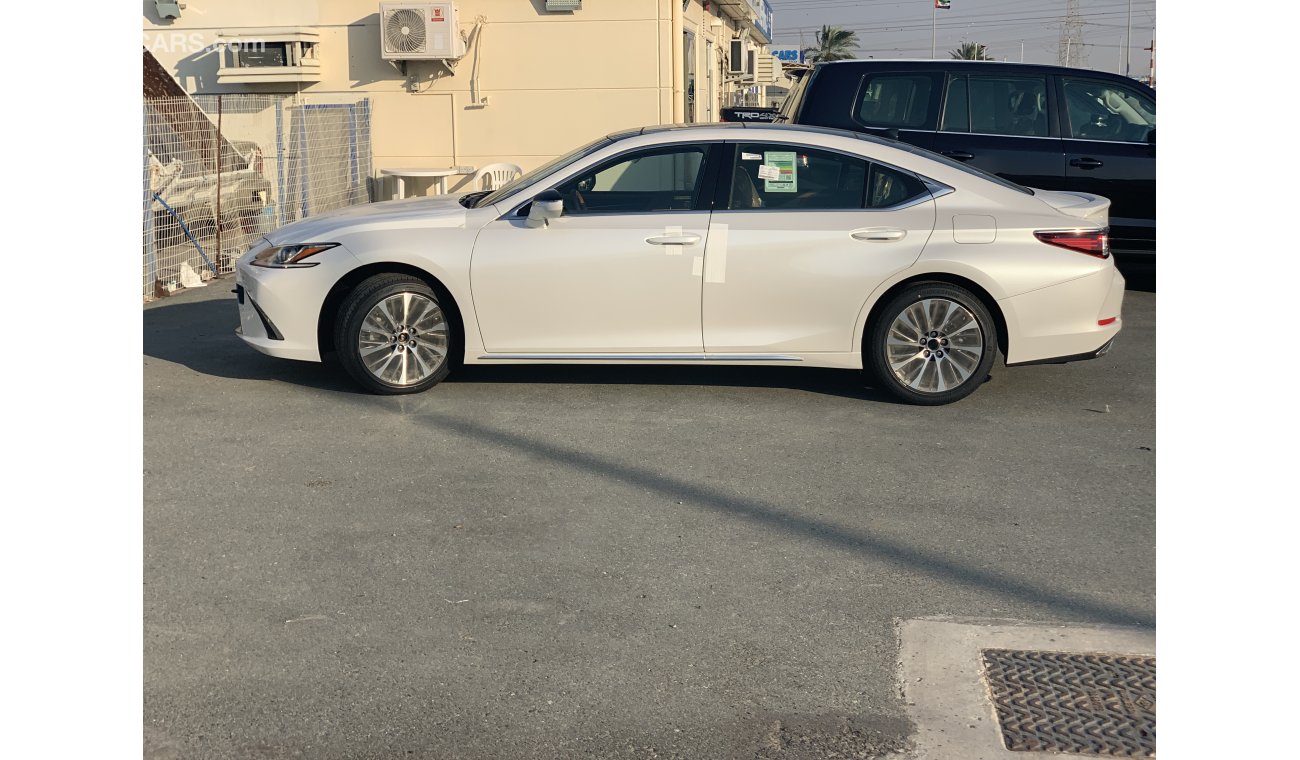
[766,0,1157,76]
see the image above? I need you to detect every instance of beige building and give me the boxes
[143,0,777,196]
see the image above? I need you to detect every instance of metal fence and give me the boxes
[143,94,372,301]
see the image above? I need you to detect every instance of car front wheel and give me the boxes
[335,274,453,395]
[866,283,997,405]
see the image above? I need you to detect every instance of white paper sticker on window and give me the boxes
[762,151,797,193]
[741,152,763,161]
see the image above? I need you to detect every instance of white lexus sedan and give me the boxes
[235,124,1123,405]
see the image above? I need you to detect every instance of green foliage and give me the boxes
[950,42,993,60]
[802,25,860,63]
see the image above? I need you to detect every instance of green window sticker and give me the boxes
[762,151,797,193]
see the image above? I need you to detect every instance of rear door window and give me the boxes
[956,74,1051,138]
[727,144,868,210]
[853,73,941,130]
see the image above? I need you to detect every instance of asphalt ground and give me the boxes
[144,276,1155,759]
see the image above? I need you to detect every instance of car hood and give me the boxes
[265,196,468,244]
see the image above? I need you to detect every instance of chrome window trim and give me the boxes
[937,131,1062,141]
[922,178,956,201]
[1064,136,1154,146]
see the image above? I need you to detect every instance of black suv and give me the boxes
[778,60,1155,262]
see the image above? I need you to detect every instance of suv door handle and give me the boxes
[852,228,907,242]
[645,234,701,245]
[1070,157,1104,169]
[941,150,974,161]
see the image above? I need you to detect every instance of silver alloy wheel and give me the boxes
[884,297,984,394]
[357,292,449,386]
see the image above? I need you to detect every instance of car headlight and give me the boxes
[250,242,340,269]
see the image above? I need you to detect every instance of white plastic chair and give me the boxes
[473,163,523,191]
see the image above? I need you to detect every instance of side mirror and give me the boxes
[525,190,564,228]
[1146,128,1156,146]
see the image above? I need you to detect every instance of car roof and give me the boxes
[813,58,1152,85]
[606,122,884,144]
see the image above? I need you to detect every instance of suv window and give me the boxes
[950,74,1050,138]
[939,75,969,132]
[1061,77,1155,143]
[728,144,867,210]
[854,73,938,130]
[554,146,707,214]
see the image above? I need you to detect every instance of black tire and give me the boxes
[335,274,454,395]
[865,283,998,405]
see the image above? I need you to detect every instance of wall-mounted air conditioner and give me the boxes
[728,39,746,75]
[380,3,465,60]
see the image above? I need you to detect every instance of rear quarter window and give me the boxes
[853,72,942,130]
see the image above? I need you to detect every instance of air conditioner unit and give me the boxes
[728,39,746,75]
[380,3,464,60]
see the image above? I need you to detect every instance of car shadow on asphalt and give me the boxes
[143,296,914,403]
[449,363,908,404]
[346,396,1156,629]
[143,296,366,395]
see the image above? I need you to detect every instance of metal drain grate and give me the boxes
[981,648,1155,757]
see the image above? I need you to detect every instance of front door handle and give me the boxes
[941,150,974,161]
[852,228,907,242]
[1070,157,1105,169]
[646,234,701,245]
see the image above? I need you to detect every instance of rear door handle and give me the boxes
[852,228,907,242]
[645,234,701,245]
[941,150,974,161]
[1070,157,1104,169]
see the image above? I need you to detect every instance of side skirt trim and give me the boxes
[477,353,804,362]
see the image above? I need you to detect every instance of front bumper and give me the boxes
[234,243,358,362]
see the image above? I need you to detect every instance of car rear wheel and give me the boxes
[335,274,453,395]
[866,284,997,405]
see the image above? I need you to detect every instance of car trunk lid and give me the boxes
[1030,189,1111,225]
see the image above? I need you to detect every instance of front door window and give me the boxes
[554,146,708,214]
[1061,78,1155,143]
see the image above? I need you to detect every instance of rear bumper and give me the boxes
[1006,337,1114,367]
[999,266,1125,365]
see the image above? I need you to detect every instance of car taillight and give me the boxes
[1034,228,1110,259]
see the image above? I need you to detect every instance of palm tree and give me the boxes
[950,42,993,60]
[802,26,860,63]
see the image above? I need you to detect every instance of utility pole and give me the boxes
[1020,40,1024,63]
[1144,28,1155,87]
[1124,0,1132,76]
[931,2,936,59]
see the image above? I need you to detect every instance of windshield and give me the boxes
[475,136,614,207]
[775,69,810,123]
